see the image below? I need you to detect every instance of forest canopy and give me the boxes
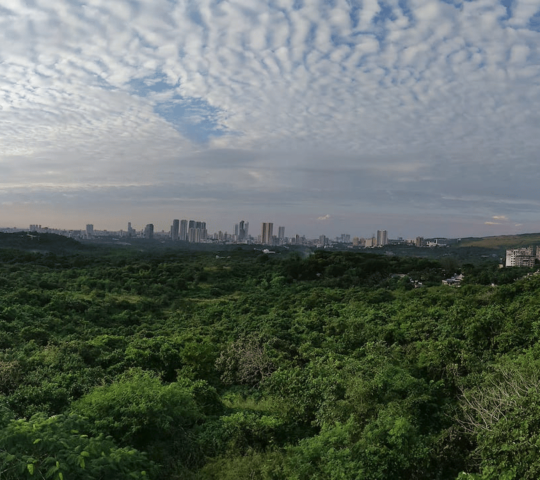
[0,238,539,479]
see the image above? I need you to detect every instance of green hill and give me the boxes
[0,232,85,253]
[457,232,540,249]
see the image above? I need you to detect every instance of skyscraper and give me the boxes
[172,219,179,241]
[261,223,273,244]
[376,230,388,246]
[201,221,207,240]
[86,224,94,238]
[180,220,188,241]
[278,226,285,241]
[239,220,246,242]
[144,224,154,240]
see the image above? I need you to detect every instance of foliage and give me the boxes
[0,411,155,479]
[0,238,540,478]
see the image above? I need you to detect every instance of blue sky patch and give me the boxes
[155,97,228,144]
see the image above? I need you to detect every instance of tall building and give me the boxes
[172,219,179,241]
[415,236,424,247]
[86,224,94,238]
[239,220,246,242]
[278,226,285,241]
[200,221,207,241]
[144,224,154,240]
[180,220,188,241]
[261,223,273,244]
[376,230,388,246]
[188,227,201,243]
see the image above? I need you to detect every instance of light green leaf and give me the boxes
[27,464,34,475]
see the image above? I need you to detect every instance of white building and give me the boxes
[506,247,536,267]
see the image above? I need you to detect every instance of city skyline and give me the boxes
[4,212,540,241]
[2,1,540,237]
[16,220,419,248]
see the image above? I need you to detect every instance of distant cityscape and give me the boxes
[0,220,437,249]
[3,222,540,270]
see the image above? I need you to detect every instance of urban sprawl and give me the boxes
[8,221,430,248]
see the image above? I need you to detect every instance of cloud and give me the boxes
[485,222,501,225]
[1,0,540,236]
[317,214,331,221]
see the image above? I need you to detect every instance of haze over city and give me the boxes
[1,0,540,238]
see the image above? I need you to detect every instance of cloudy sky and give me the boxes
[1,0,540,238]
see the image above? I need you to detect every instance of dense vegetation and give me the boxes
[1,238,540,479]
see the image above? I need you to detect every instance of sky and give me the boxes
[1,0,540,239]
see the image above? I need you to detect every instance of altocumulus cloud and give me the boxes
[1,0,540,236]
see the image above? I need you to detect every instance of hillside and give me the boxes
[457,232,540,249]
[0,232,86,253]
[0,247,539,479]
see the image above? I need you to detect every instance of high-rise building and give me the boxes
[127,222,133,236]
[376,230,388,246]
[180,220,188,241]
[201,222,207,241]
[261,223,273,244]
[319,235,326,246]
[188,227,201,243]
[415,236,424,247]
[172,219,179,241]
[239,221,246,242]
[86,224,94,238]
[234,224,239,237]
[144,224,154,240]
[278,226,285,241]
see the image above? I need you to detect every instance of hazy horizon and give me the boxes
[2,0,540,238]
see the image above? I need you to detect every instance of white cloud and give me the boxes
[317,214,331,221]
[1,0,540,235]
